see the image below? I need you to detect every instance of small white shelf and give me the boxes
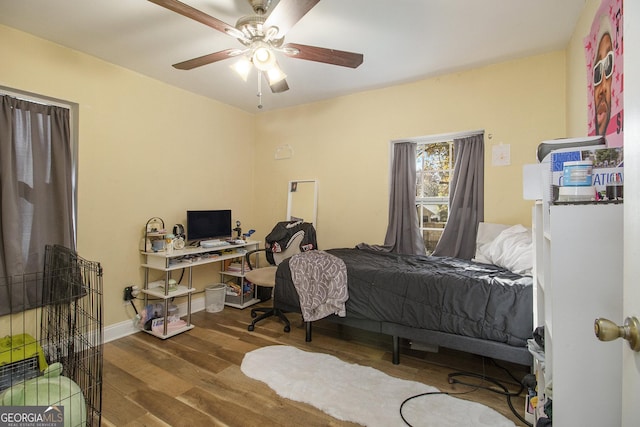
[142,323,195,340]
[220,270,244,278]
[141,285,195,299]
[224,297,261,309]
[219,257,260,308]
[142,243,253,270]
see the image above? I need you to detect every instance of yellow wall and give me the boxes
[1,2,597,331]
[253,53,567,249]
[0,25,255,328]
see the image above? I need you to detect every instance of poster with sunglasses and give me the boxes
[584,0,624,148]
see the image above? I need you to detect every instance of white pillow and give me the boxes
[481,224,533,275]
[474,222,511,263]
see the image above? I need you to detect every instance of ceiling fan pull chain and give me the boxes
[257,71,263,109]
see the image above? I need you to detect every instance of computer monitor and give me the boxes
[186,210,232,242]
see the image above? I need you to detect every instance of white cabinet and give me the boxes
[533,202,622,425]
[140,240,260,338]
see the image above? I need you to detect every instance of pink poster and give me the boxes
[584,0,624,147]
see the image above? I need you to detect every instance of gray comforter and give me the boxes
[275,247,533,347]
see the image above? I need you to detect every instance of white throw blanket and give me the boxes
[241,346,516,427]
[289,250,348,321]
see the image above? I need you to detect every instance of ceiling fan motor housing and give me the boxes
[249,0,272,15]
[236,15,267,40]
[236,13,284,49]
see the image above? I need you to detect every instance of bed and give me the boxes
[273,223,534,366]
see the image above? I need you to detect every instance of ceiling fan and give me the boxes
[148,0,364,98]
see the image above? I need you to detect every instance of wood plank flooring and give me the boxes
[101,303,531,426]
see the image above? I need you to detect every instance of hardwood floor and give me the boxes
[101,303,530,426]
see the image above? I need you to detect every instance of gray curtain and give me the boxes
[432,133,484,259]
[0,95,74,315]
[381,142,426,255]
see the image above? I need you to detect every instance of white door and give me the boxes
[621,2,640,425]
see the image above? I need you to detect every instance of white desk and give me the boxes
[140,240,260,338]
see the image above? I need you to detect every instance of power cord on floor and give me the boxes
[399,358,533,427]
[399,357,486,426]
[399,388,480,426]
[447,373,531,426]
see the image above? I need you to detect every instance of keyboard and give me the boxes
[200,239,231,248]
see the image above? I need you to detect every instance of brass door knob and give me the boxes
[594,316,640,352]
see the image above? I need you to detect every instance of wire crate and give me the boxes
[0,245,103,426]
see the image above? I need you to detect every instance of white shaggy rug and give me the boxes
[241,345,515,427]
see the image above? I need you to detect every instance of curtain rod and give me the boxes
[1,86,73,109]
[391,129,484,145]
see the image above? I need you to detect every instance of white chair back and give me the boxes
[272,230,305,265]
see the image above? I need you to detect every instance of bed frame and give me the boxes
[297,312,532,366]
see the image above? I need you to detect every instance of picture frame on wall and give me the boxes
[584,0,624,148]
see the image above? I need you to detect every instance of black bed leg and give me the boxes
[305,321,312,342]
[392,335,400,365]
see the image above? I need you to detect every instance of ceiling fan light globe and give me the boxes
[267,66,286,84]
[231,57,252,81]
[253,46,276,71]
[254,47,269,62]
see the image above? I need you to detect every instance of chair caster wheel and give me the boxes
[284,325,290,333]
[251,312,257,318]
[248,324,255,331]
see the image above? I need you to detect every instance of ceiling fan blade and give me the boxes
[283,43,364,69]
[173,49,239,70]
[148,0,236,35]
[264,0,320,37]
[269,78,289,94]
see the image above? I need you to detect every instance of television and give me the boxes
[186,210,232,242]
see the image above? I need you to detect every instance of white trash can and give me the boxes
[205,283,226,313]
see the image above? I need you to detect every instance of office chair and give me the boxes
[245,221,316,332]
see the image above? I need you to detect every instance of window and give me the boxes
[416,140,454,254]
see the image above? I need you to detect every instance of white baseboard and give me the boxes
[105,296,205,343]
[104,317,140,343]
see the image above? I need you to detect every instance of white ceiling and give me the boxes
[0,0,586,113]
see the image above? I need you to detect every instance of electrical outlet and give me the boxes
[123,286,134,301]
